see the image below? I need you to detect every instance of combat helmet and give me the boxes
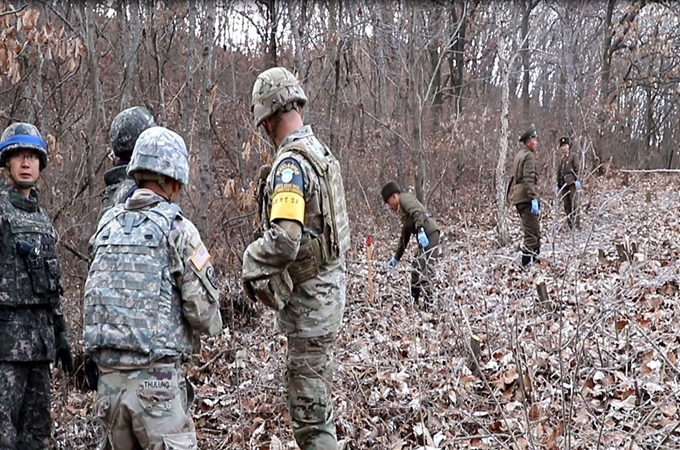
[109,106,156,160]
[127,126,189,191]
[0,122,48,170]
[251,67,307,127]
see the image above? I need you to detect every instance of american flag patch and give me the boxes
[190,244,210,271]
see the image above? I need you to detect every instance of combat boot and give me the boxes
[521,254,532,266]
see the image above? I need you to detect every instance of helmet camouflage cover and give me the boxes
[251,67,307,127]
[0,122,48,170]
[109,106,156,159]
[127,126,189,185]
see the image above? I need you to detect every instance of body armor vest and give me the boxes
[262,132,350,282]
[0,189,61,308]
[84,202,192,360]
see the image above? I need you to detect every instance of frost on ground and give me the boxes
[53,173,680,449]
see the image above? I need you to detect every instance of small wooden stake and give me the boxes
[365,235,374,302]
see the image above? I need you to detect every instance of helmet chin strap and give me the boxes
[157,177,174,201]
[7,169,36,189]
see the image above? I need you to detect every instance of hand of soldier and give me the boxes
[55,332,74,374]
[530,199,540,216]
[575,180,582,191]
[417,230,429,247]
[388,257,399,269]
[554,186,559,195]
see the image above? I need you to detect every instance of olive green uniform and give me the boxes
[512,147,541,256]
[557,151,580,229]
[393,193,440,307]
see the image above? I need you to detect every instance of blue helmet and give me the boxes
[0,122,48,170]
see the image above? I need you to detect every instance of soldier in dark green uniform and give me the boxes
[555,136,581,230]
[0,122,74,450]
[99,106,156,219]
[512,124,541,266]
[381,181,440,309]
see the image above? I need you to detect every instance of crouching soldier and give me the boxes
[381,181,440,309]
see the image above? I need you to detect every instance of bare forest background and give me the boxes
[2,0,680,448]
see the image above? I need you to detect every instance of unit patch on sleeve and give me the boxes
[270,157,305,224]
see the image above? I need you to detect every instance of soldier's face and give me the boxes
[525,137,538,151]
[8,150,40,184]
[387,193,400,211]
[560,144,570,155]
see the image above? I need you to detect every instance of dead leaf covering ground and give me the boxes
[52,174,680,449]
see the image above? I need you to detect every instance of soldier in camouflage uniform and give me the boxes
[83,126,222,450]
[512,124,541,266]
[99,106,156,219]
[555,136,581,230]
[0,122,74,450]
[243,67,350,450]
[381,181,440,309]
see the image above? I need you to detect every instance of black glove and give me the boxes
[55,331,74,374]
[84,356,99,391]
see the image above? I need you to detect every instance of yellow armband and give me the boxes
[270,158,305,224]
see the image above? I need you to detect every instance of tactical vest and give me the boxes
[262,135,351,283]
[83,202,192,360]
[0,190,61,308]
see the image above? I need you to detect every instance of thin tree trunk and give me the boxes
[495,15,513,247]
[84,1,102,199]
[119,0,141,110]
[182,2,196,137]
[197,1,215,234]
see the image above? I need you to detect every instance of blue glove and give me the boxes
[417,230,429,247]
[575,180,582,191]
[388,257,399,269]
[530,199,539,215]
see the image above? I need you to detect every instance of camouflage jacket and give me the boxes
[512,147,539,204]
[98,164,136,221]
[394,192,439,261]
[84,188,222,368]
[557,151,580,187]
[0,182,65,362]
[243,126,347,338]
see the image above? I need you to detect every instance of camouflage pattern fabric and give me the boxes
[0,182,66,450]
[0,362,51,450]
[98,165,136,221]
[127,127,189,186]
[287,334,337,449]
[0,122,48,170]
[109,106,156,159]
[94,363,197,450]
[242,125,347,450]
[84,188,222,368]
[0,183,64,362]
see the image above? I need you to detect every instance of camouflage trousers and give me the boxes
[0,361,51,450]
[411,231,440,307]
[94,362,197,450]
[286,333,338,450]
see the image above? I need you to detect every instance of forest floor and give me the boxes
[52,172,680,450]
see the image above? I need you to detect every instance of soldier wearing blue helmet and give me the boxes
[0,122,73,449]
